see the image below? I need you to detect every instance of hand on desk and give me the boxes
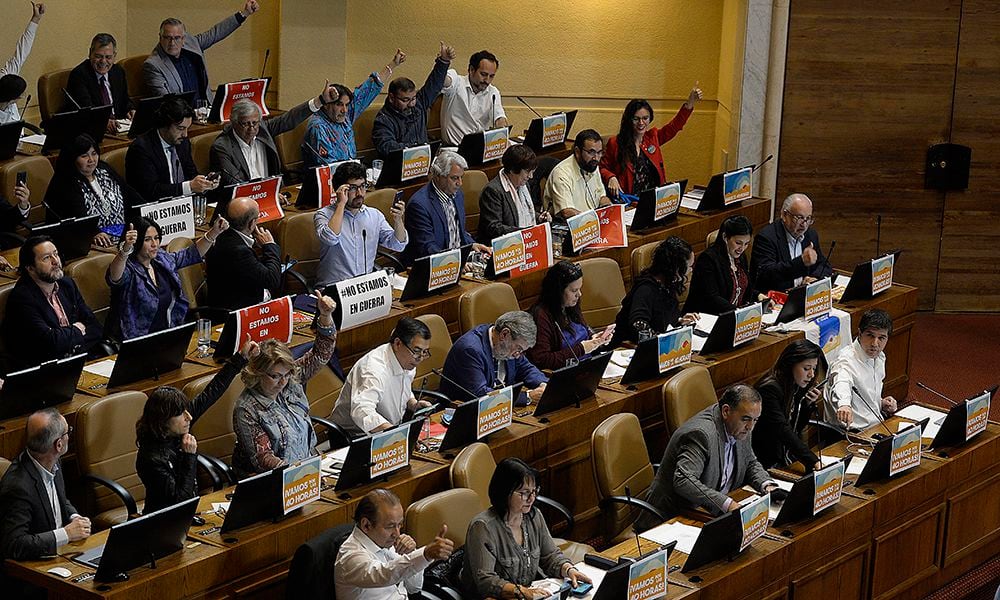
[837,405,853,427]
[527,383,546,404]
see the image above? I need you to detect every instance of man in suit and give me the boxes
[639,384,778,530]
[750,193,833,293]
[142,0,259,102]
[401,150,489,266]
[0,407,91,561]
[204,196,281,310]
[125,96,219,203]
[1,236,103,370]
[65,33,132,132]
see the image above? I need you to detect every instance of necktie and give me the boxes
[168,145,184,184]
[99,76,112,106]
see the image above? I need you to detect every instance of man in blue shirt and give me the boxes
[440,311,547,405]
[314,162,407,288]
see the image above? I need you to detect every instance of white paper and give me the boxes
[211,502,231,513]
[692,336,706,353]
[638,521,701,555]
[822,454,866,476]
[602,349,633,379]
[762,310,779,325]
[694,313,718,335]
[773,480,794,492]
[115,119,132,134]
[896,405,947,439]
[20,133,46,145]
[834,274,851,288]
[680,196,701,211]
[572,562,607,600]
[83,358,116,378]
[623,208,636,226]
[529,578,565,597]
[391,273,407,291]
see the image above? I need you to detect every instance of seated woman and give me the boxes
[231,292,338,479]
[43,133,145,248]
[600,87,702,198]
[526,260,613,370]
[461,457,591,599]
[106,215,228,341]
[612,236,699,346]
[684,215,768,315]
[477,144,551,244]
[753,339,827,471]
[135,337,259,514]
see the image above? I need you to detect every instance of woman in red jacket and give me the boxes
[600,85,702,198]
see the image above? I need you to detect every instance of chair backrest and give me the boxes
[662,366,717,436]
[458,282,518,334]
[706,231,717,247]
[63,253,115,326]
[0,456,11,479]
[76,390,149,514]
[405,487,481,548]
[449,442,495,511]
[119,55,150,101]
[630,241,659,282]
[277,211,322,287]
[275,118,309,179]
[364,188,399,224]
[305,365,344,419]
[102,146,128,181]
[165,237,206,308]
[578,257,626,329]
[414,313,451,389]
[590,413,655,540]
[461,169,488,236]
[0,155,54,225]
[37,68,74,123]
[286,522,354,600]
[184,374,245,466]
[190,131,219,175]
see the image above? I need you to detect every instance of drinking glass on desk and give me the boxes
[192,195,207,226]
[196,318,212,356]
[194,100,210,124]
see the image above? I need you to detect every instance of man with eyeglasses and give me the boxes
[750,193,833,292]
[329,317,433,438]
[314,162,407,289]
[440,310,547,406]
[143,0,260,101]
[1,408,91,565]
[65,33,132,133]
[543,129,612,220]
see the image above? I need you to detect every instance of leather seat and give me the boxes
[414,313,451,390]
[286,522,354,599]
[662,365,717,436]
[0,282,13,368]
[165,237,208,309]
[102,146,128,180]
[277,212,322,288]
[458,281,518,334]
[37,68,73,123]
[190,131,220,175]
[118,55,150,101]
[63,253,115,326]
[630,241,659,282]
[305,365,344,419]
[183,374,246,470]
[461,169,487,236]
[365,188,400,224]
[0,155,55,225]
[578,257,626,329]
[274,118,308,180]
[0,456,11,479]
[405,487,481,548]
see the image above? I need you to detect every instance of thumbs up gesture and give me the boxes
[802,241,818,266]
[438,41,456,63]
[424,524,454,561]
[686,81,703,109]
[120,222,137,255]
[314,289,337,318]
[239,333,260,359]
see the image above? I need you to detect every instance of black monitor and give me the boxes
[106,321,196,389]
[694,165,756,213]
[629,179,688,231]
[41,105,112,154]
[774,284,807,324]
[533,352,613,418]
[697,301,768,355]
[522,110,578,152]
[855,419,928,486]
[28,215,99,262]
[335,420,423,491]
[456,127,511,167]
[220,466,287,533]
[0,354,85,420]
[0,119,23,160]
[592,541,677,600]
[619,336,660,386]
[437,384,524,452]
[838,250,904,303]
[928,386,996,449]
[128,92,196,138]
[681,509,743,572]
[771,455,853,527]
[374,142,443,188]
[399,244,473,302]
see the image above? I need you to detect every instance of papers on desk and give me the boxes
[835,274,852,288]
[321,446,350,477]
[681,189,704,211]
[529,578,565,597]
[115,119,132,134]
[822,454,866,476]
[602,349,634,379]
[691,313,718,353]
[83,358,116,378]
[896,404,947,439]
[638,521,701,555]
[762,309,779,326]
[623,208,636,227]
[211,502,231,513]
[390,273,407,291]
[571,562,607,599]
[20,133,45,146]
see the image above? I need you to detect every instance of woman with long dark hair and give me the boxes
[685,215,768,314]
[753,339,828,470]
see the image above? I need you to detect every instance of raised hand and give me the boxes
[392,48,407,67]
[119,223,137,254]
[209,215,229,239]
[438,41,456,63]
[242,0,260,18]
[686,81,703,109]
[240,333,260,359]
[314,289,337,317]
[423,524,454,560]
[31,2,45,23]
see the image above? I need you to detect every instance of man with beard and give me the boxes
[440,50,509,146]
[314,161,407,288]
[543,129,612,219]
[2,236,103,369]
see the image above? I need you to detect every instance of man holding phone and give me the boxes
[0,173,31,270]
[313,161,407,289]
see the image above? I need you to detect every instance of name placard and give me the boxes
[401,144,432,181]
[627,549,668,600]
[370,424,410,479]
[541,113,567,147]
[871,254,894,295]
[482,127,508,162]
[804,277,833,321]
[234,296,294,352]
[315,160,362,208]
[281,455,321,515]
[589,204,628,249]
[510,223,554,279]
[657,327,692,374]
[812,460,846,516]
[889,424,922,476]
[654,182,682,221]
[427,248,462,291]
[332,271,392,331]
[965,392,990,441]
[733,303,763,347]
[723,167,753,206]
[477,386,514,439]
[491,230,526,275]
[220,78,269,122]
[739,493,770,551]
[232,176,284,223]
[138,196,195,244]
[567,209,601,252]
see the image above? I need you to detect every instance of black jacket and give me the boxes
[204,227,282,310]
[684,244,760,315]
[752,378,819,469]
[750,220,832,293]
[125,128,199,204]
[64,60,132,119]
[0,451,78,560]
[43,162,144,224]
[477,175,530,244]
[612,275,682,347]
[371,58,449,159]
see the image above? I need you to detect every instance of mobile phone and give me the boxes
[570,581,593,596]
[393,190,404,204]
[16,171,27,186]
[206,171,221,182]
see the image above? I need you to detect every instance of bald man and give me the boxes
[750,193,833,293]
[204,197,282,310]
[1,408,91,561]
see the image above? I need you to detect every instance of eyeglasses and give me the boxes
[265,370,294,383]
[580,148,604,157]
[515,487,541,499]
[236,120,260,129]
[783,210,815,225]
[631,115,652,123]
[160,35,185,43]
[62,426,74,438]
[403,342,432,359]
[346,183,371,193]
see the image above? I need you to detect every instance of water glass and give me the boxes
[197,318,212,347]
[194,100,210,124]
[193,195,207,226]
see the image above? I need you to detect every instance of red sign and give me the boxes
[588,204,628,249]
[315,165,334,208]
[232,176,284,223]
[510,223,554,279]
[235,296,294,349]
[220,78,270,122]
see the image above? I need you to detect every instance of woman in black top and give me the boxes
[612,235,699,346]
[685,215,768,314]
[752,339,827,470]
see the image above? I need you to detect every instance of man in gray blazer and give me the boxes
[142,0,260,102]
[638,384,778,531]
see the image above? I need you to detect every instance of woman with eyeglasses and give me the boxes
[527,260,614,370]
[685,215,769,315]
[461,458,591,599]
[599,86,702,199]
[231,291,338,479]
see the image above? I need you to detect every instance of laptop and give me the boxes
[532,351,613,418]
[0,120,24,160]
[28,215,100,262]
[0,354,86,420]
[41,105,112,154]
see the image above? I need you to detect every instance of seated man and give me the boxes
[142,1,259,102]
[0,2,44,124]
[330,317,433,438]
[204,196,281,310]
[827,308,897,431]
[314,162,407,288]
[543,129,611,219]
[65,33,132,131]
[440,310,547,404]
[2,236,103,370]
[750,193,833,292]
[334,488,453,600]
[639,384,778,530]
[440,50,509,146]
[302,49,406,168]
[400,150,488,266]
[125,96,219,203]
[0,408,91,561]
[371,42,455,160]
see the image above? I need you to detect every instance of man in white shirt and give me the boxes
[827,309,898,430]
[330,317,433,438]
[543,129,612,219]
[440,50,509,146]
[334,488,454,600]
[0,2,45,124]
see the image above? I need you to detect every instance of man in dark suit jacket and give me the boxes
[64,33,132,122]
[1,236,103,371]
[204,196,282,310]
[0,408,91,561]
[750,193,833,293]
[125,95,219,203]
[638,384,778,531]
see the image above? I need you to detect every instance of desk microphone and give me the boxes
[62,88,82,111]
[361,229,368,274]
[491,94,496,130]
[42,200,63,222]
[431,368,478,401]
[915,382,958,406]
[625,486,645,559]
[819,240,836,277]
[851,385,894,438]
[752,154,774,173]
[875,215,882,257]
[19,93,30,120]
[260,48,271,80]
[553,320,582,365]
[484,542,527,600]
[516,96,543,120]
